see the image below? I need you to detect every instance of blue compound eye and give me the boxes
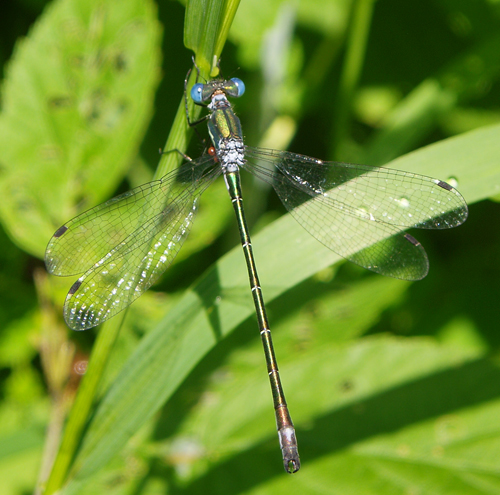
[230,78,245,97]
[191,83,205,103]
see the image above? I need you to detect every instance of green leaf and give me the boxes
[61,122,499,490]
[184,0,240,75]
[177,336,492,493]
[0,0,162,257]
[167,277,412,467]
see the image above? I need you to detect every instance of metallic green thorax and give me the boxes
[207,102,243,145]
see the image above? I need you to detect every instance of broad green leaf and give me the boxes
[0,0,162,257]
[167,277,411,469]
[174,336,491,493]
[61,122,499,490]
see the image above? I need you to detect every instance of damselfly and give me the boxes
[45,67,468,473]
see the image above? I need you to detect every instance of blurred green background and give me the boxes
[0,0,500,493]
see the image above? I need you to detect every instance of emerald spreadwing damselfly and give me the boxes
[45,66,468,473]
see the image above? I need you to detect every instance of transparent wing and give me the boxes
[244,147,468,281]
[45,155,221,330]
[46,155,217,276]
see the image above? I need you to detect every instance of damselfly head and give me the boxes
[191,78,245,104]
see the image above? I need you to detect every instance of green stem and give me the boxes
[42,314,124,494]
[154,66,205,179]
